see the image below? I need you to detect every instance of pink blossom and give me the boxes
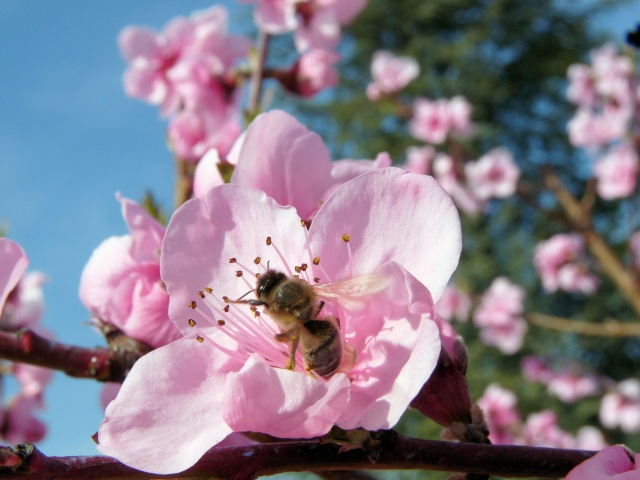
[473,277,527,354]
[575,426,608,451]
[600,379,640,434]
[547,371,601,403]
[0,238,28,318]
[289,49,340,97]
[329,152,392,185]
[591,43,634,104]
[0,272,47,330]
[566,445,639,480]
[521,355,554,383]
[79,195,180,349]
[465,148,519,200]
[567,63,595,106]
[556,263,599,296]
[167,86,242,162]
[594,142,639,200]
[409,98,452,144]
[192,149,228,198]
[403,146,435,175]
[448,96,474,135]
[1,395,47,444]
[294,0,367,52]
[13,363,53,403]
[521,356,601,403]
[119,6,249,117]
[477,383,521,445]
[435,284,471,322]
[521,410,576,448]
[533,233,598,295]
[97,168,461,474]
[366,50,419,100]
[432,153,485,215]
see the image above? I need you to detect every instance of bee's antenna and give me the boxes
[234,288,254,302]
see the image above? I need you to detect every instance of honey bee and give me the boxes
[235,268,388,378]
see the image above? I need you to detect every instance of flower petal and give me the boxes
[565,445,639,479]
[336,262,440,430]
[223,355,350,438]
[161,184,308,336]
[119,195,165,262]
[0,238,29,315]
[97,336,232,474]
[309,168,461,301]
[230,111,335,221]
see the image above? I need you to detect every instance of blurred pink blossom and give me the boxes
[119,6,249,117]
[435,285,471,322]
[403,146,435,175]
[477,383,521,445]
[79,195,180,349]
[238,0,298,34]
[366,50,419,100]
[1,395,47,444]
[473,277,527,354]
[521,410,576,448]
[432,153,485,215]
[574,426,608,451]
[0,238,28,321]
[566,445,639,480]
[600,379,640,434]
[465,148,520,200]
[282,49,340,97]
[567,63,595,106]
[409,96,474,144]
[98,168,461,474]
[294,0,368,52]
[593,142,639,200]
[533,233,598,295]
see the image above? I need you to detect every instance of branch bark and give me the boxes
[0,433,597,480]
[0,329,143,383]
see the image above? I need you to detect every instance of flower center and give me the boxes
[184,232,356,379]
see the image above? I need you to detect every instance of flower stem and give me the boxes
[247,31,270,120]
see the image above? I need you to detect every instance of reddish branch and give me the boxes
[0,329,142,383]
[544,170,640,317]
[0,433,596,480]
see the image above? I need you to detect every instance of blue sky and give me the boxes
[1,0,639,459]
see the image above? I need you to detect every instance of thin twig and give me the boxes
[525,312,640,336]
[0,329,143,383]
[0,434,598,480]
[248,31,270,118]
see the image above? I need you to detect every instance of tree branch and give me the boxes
[543,169,640,317]
[0,329,143,383]
[0,433,597,480]
[525,311,640,336]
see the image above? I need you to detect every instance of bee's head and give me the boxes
[256,269,287,300]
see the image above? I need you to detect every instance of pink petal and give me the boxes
[230,111,335,221]
[309,168,461,302]
[98,336,233,474]
[118,27,161,63]
[336,262,440,430]
[100,383,121,411]
[118,194,165,262]
[161,184,308,336]
[565,445,639,479]
[0,238,28,315]
[193,149,226,198]
[223,355,350,438]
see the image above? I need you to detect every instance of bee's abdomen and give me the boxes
[302,320,341,378]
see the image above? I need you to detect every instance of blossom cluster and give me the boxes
[366,51,521,215]
[566,43,640,200]
[119,6,250,161]
[478,383,607,450]
[0,239,52,444]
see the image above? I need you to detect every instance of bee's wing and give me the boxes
[313,273,390,312]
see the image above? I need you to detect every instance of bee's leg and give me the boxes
[315,300,325,317]
[275,327,300,371]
